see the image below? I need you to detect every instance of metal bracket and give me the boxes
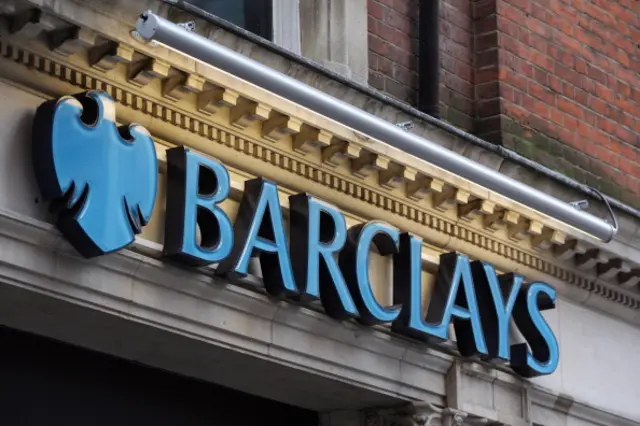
[396,121,414,132]
[569,199,589,210]
[130,29,159,46]
[177,21,196,32]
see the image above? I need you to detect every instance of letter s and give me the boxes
[510,281,559,378]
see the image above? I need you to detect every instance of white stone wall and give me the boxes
[534,298,640,422]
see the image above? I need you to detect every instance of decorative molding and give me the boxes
[88,40,133,71]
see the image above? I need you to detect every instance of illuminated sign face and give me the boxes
[33,92,559,378]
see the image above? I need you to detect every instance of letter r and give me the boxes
[163,146,233,265]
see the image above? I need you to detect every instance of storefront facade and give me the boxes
[0,1,639,425]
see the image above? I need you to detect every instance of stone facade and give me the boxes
[0,1,639,425]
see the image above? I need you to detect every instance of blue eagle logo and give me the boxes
[32,91,158,258]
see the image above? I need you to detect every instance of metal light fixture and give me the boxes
[135,11,618,243]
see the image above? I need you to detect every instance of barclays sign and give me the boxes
[32,91,559,378]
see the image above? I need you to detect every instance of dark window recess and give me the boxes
[187,0,273,40]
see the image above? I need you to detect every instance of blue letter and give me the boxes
[473,262,522,361]
[289,193,358,319]
[510,281,559,378]
[163,146,233,265]
[339,221,401,325]
[217,179,297,298]
[425,252,488,356]
[392,233,432,340]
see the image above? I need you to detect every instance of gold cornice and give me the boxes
[0,12,638,313]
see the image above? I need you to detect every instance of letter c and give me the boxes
[339,221,401,325]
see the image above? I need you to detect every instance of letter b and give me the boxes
[163,146,233,265]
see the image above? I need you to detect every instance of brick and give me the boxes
[592,53,614,73]
[500,2,528,25]
[475,31,498,52]
[442,53,473,81]
[522,93,550,119]
[445,0,472,15]
[549,0,578,22]
[441,87,475,115]
[533,67,548,85]
[586,64,608,85]
[376,21,397,43]
[388,45,416,69]
[548,45,575,67]
[555,63,582,87]
[384,7,415,34]
[475,67,499,84]
[473,0,496,20]
[528,33,549,56]
[583,109,597,127]
[558,97,585,120]
[548,75,562,93]
[368,15,379,35]
[500,84,521,103]
[393,28,415,52]
[476,49,499,68]
[477,115,503,136]
[528,80,556,104]
[443,72,474,99]
[594,146,619,168]
[476,81,500,100]
[476,98,501,118]
[528,17,553,39]
[502,67,528,91]
[563,114,579,132]
[564,83,577,99]
[497,16,520,38]
[368,34,390,56]
[475,16,498,34]
[368,51,379,71]
[442,2,472,30]
[587,95,608,116]
[368,0,385,20]
[575,58,587,74]
[441,37,472,63]
[547,107,564,126]
[441,20,473,47]
[368,70,385,90]
[393,0,417,19]
[391,63,417,86]
[381,59,399,82]
[619,157,636,175]
[594,83,615,103]
[553,31,584,56]
[580,1,617,28]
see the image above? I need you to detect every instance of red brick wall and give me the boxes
[368,0,419,105]
[368,0,475,131]
[440,0,475,131]
[493,0,640,205]
[367,0,640,206]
